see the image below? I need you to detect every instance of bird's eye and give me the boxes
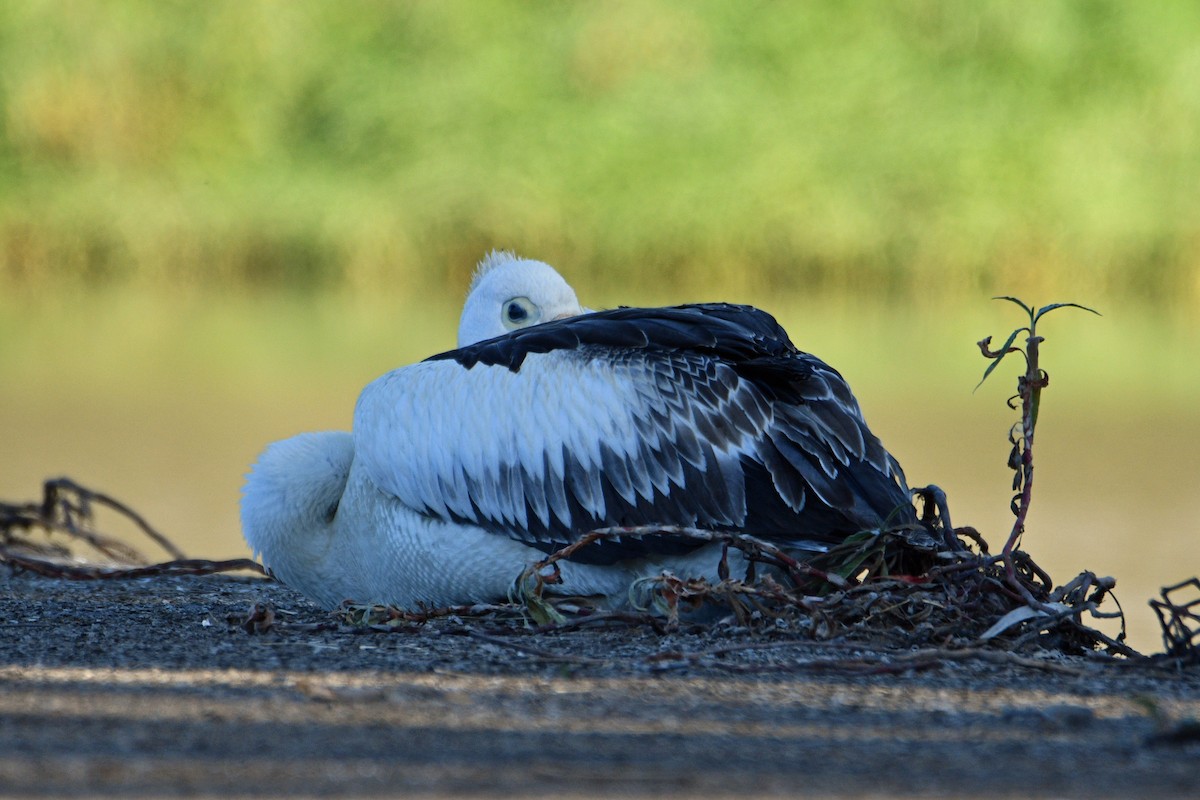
[502,296,540,330]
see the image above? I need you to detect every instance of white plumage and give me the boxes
[242,252,917,610]
[456,251,587,347]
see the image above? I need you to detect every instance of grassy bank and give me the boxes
[1,1,1198,305]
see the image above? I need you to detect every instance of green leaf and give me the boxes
[994,295,1035,321]
[975,327,1024,391]
[1033,302,1102,323]
[524,592,566,626]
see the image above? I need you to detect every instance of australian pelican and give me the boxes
[241,253,917,609]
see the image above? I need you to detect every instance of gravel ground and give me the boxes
[0,570,1197,798]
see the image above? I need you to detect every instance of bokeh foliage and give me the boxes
[1,0,1198,304]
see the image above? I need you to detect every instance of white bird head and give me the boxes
[457,251,586,347]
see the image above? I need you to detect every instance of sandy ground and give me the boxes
[0,570,1197,799]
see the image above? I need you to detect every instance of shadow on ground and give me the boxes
[1,572,1197,798]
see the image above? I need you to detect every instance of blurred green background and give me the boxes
[1,1,1197,652]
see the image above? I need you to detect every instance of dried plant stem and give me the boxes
[5,553,264,579]
[2,478,262,581]
[42,477,188,561]
[1004,330,1046,604]
[978,299,1098,607]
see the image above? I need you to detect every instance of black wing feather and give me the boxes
[422,303,917,564]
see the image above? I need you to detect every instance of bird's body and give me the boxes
[242,254,916,610]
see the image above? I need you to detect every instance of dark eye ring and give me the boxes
[506,302,528,322]
[501,296,539,330]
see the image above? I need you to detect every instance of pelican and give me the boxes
[241,252,917,610]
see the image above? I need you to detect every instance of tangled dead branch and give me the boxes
[1149,579,1200,663]
[335,506,1142,659]
[1,478,263,579]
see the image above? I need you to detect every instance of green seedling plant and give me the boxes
[977,297,1100,604]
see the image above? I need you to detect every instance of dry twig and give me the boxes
[2,478,264,580]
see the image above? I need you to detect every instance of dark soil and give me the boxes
[1,570,1197,798]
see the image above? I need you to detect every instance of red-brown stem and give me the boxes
[1003,332,1046,605]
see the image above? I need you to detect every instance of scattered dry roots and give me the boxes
[1150,578,1200,664]
[340,511,1152,661]
[0,478,263,580]
[3,477,1196,666]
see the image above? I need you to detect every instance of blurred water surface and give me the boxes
[1,289,1195,655]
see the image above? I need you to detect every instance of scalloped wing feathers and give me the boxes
[355,304,912,564]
